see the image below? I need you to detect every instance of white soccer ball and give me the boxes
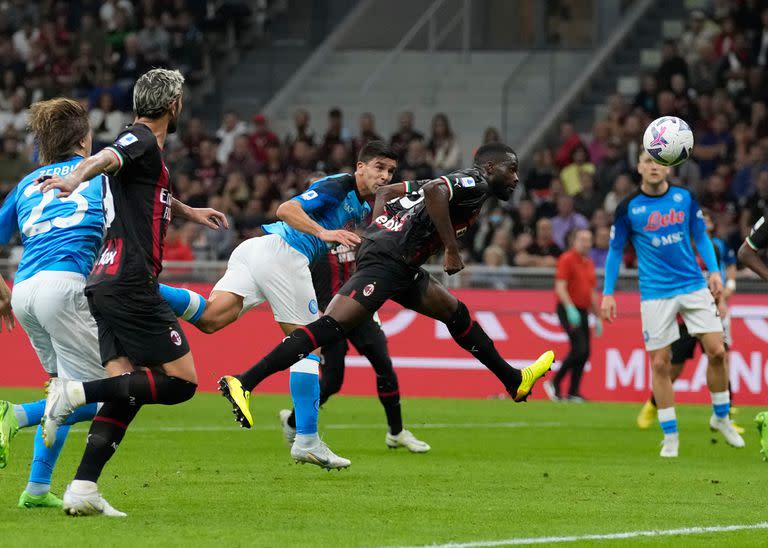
[642,116,694,167]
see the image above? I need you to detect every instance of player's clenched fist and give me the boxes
[600,295,617,324]
[443,247,464,275]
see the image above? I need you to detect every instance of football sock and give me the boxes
[27,424,70,494]
[15,400,99,427]
[710,390,730,419]
[79,370,197,406]
[238,316,345,392]
[290,355,321,447]
[658,407,678,436]
[158,284,207,323]
[377,374,402,435]
[446,302,522,391]
[74,402,142,482]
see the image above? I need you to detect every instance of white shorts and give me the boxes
[11,271,105,381]
[640,288,723,351]
[212,234,320,325]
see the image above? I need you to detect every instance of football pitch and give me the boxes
[0,388,766,547]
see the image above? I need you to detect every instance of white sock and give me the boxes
[13,404,28,428]
[294,434,320,449]
[26,482,50,496]
[65,381,86,407]
[69,480,98,494]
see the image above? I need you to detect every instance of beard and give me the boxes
[168,113,179,134]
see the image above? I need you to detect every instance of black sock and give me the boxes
[650,392,656,407]
[74,402,141,482]
[238,316,345,392]
[446,302,522,393]
[287,410,296,429]
[377,375,402,435]
[82,370,197,406]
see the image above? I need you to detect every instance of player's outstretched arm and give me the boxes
[37,148,120,197]
[171,198,229,230]
[423,180,463,275]
[0,273,14,332]
[371,181,414,218]
[276,200,360,247]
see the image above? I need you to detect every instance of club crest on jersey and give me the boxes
[643,208,685,232]
[169,330,182,346]
[117,133,138,146]
[308,299,318,314]
[673,193,683,202]
[363,283,375,297]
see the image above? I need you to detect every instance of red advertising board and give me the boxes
[2,286,768,404]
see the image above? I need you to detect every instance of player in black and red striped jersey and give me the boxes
[277,173,429,451]
[38,69,227,517]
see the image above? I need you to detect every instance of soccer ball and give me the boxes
[642,116,694,167]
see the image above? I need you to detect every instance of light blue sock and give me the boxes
[16,400,98,428]
[711,391,730,419]
[159,283,206,323]
[658,407,678,435]
[27,424,71,493]
[290,354,321,438]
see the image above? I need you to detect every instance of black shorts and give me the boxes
[86,288,190,367]
[670,323,699,364]
[337,244,430,313]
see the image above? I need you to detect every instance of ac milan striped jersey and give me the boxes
[87,123,172,292]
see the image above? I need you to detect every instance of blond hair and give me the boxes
[133,68,185,119]
[28,98,90,165]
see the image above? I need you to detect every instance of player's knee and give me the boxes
[706,344,726,366]
[445,301,471,338]
[163,377,197,405]
[301,316,345,348]
[650,355,671,375]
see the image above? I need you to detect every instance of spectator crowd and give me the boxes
[1,0,767,280]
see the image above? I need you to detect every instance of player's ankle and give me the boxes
[70,479,98,494]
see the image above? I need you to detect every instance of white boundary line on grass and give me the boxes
[17,421,561,434]
[386,522,768,547]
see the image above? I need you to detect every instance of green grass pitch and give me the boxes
[0,388,766,547]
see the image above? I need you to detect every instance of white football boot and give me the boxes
[660,434,679,458]
[709,415,746,448]
[278,409,296,446]
[291,440,351,470]
[385,429,431,453]
[42,378,82,448]
[63,484,127,517]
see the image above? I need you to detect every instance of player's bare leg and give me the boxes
[700,332,744,447]
[194,290,243,334]
[648,346,679,457]
[404,278,552,401]
[638,360,684,429]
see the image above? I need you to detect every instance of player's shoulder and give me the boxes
[615,189,643,218]
[112,123,157,151]
[310,173,355,195]
[667,183,694,203]
[442,167,484,185]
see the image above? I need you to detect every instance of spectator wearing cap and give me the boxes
[551,195,589,250]
[679,10,717,67]
[249,113,280,164]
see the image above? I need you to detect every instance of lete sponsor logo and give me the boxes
[643,209,686,231]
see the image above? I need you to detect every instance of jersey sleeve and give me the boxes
[438,173,484,202]
[602,201,631,296]
[105,129,153,173]
[0,186,18,245]
[747,216,768,250]
[291,177,347,214]
[688,194,719,274]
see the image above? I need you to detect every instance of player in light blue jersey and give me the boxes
[0,98,107,508]
[158,140,398,469]
[601,150,744,458]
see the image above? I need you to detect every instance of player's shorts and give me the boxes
[86,287,190,367]
[11,271,105,381]
[212,234,319,325]
[336,242,430,313]
[670,322,698,364]
[640,288,723,351]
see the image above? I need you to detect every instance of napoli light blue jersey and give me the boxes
[0,156,109,283]
[262,173,371,264]
[711,236,735,281]
[603,184,719,300]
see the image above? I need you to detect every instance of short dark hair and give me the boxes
[474,142,516,167]
[357,140,397,164]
